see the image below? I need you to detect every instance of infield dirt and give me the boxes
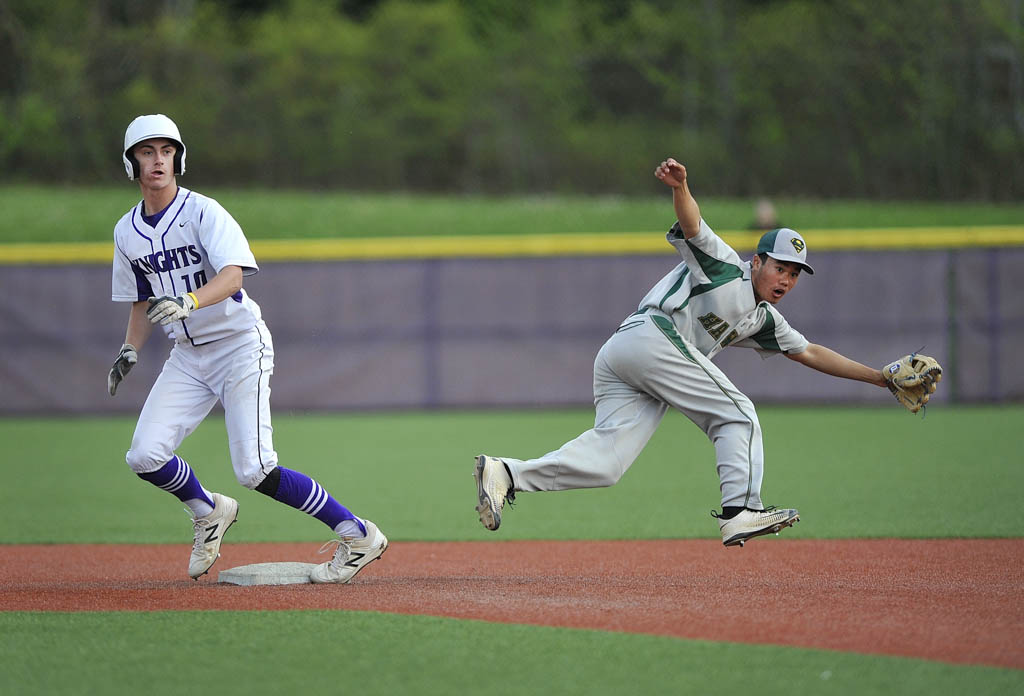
[2,539,1021,669]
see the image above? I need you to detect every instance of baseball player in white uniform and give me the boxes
[474,157,893,547]
[109,114,387,581]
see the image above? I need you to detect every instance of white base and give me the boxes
[218,562,318,586]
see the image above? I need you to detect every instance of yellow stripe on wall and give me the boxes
[2,226,1023,265]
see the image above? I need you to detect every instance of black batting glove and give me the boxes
[107,343,138,396]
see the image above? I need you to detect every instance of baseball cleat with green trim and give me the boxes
[713,507,800,547]
[474,455,515,531]
[188,492,239,579]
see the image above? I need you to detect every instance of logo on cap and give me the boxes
[790,237,805,254]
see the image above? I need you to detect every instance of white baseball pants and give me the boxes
[504,312,765,510]
[125,321,279,489]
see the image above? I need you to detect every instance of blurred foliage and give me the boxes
[0,0,1021,199]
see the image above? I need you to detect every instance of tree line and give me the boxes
[1,0,1021,199]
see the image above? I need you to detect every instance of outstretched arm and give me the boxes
[786,343,888,388]
[654,158,702,238]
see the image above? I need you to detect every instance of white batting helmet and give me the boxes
[122,114,186,180]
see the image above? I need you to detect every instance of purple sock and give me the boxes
[138,456,214,508]
[274,467,364,535]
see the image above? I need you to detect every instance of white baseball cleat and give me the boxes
[310,520,388,584]
[188,492,239,579]
[714,507,800,547]
[474,454,515,531]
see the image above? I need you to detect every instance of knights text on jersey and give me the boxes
[637,219,808,360]
[111,187,263,345]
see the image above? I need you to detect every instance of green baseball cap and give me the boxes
[756,228,814,274]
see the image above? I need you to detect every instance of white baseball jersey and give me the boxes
[111,187,262,345]
[114,186,278,488]
[637,219,808,360]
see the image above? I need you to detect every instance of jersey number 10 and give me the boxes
[180,270,208,293]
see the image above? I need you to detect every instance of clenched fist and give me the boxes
[655,158,687,189]
[147,292,198,325]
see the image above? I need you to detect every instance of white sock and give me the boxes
[186,498,214,518]
[334,518,365,538]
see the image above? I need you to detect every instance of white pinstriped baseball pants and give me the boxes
[125,321,279,489]
[503,312,765,510]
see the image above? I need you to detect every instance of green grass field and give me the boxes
[2,407,1022,694]
[2,407,1022,543]
[5,612,1018,696]
[4,185,1024,243]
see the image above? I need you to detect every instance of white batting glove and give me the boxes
[146,292,199,326]
[107,343,138,396]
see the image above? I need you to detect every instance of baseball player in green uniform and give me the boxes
[474,157,899,547]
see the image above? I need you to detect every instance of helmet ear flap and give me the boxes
[123,148,138,180]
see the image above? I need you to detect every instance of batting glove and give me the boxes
[146,292,199,326]
[107,343,138,396]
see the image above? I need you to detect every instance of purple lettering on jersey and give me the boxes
[130,245,204,275]
[165,247,183,271]
[120,246,155,300]
[130,255,156,275]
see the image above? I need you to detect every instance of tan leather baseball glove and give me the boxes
[882,353,943,414]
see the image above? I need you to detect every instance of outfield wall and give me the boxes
[1,247,1020,414]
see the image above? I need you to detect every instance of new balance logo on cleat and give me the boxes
[309,520,388,584]
[188,493,239,580]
